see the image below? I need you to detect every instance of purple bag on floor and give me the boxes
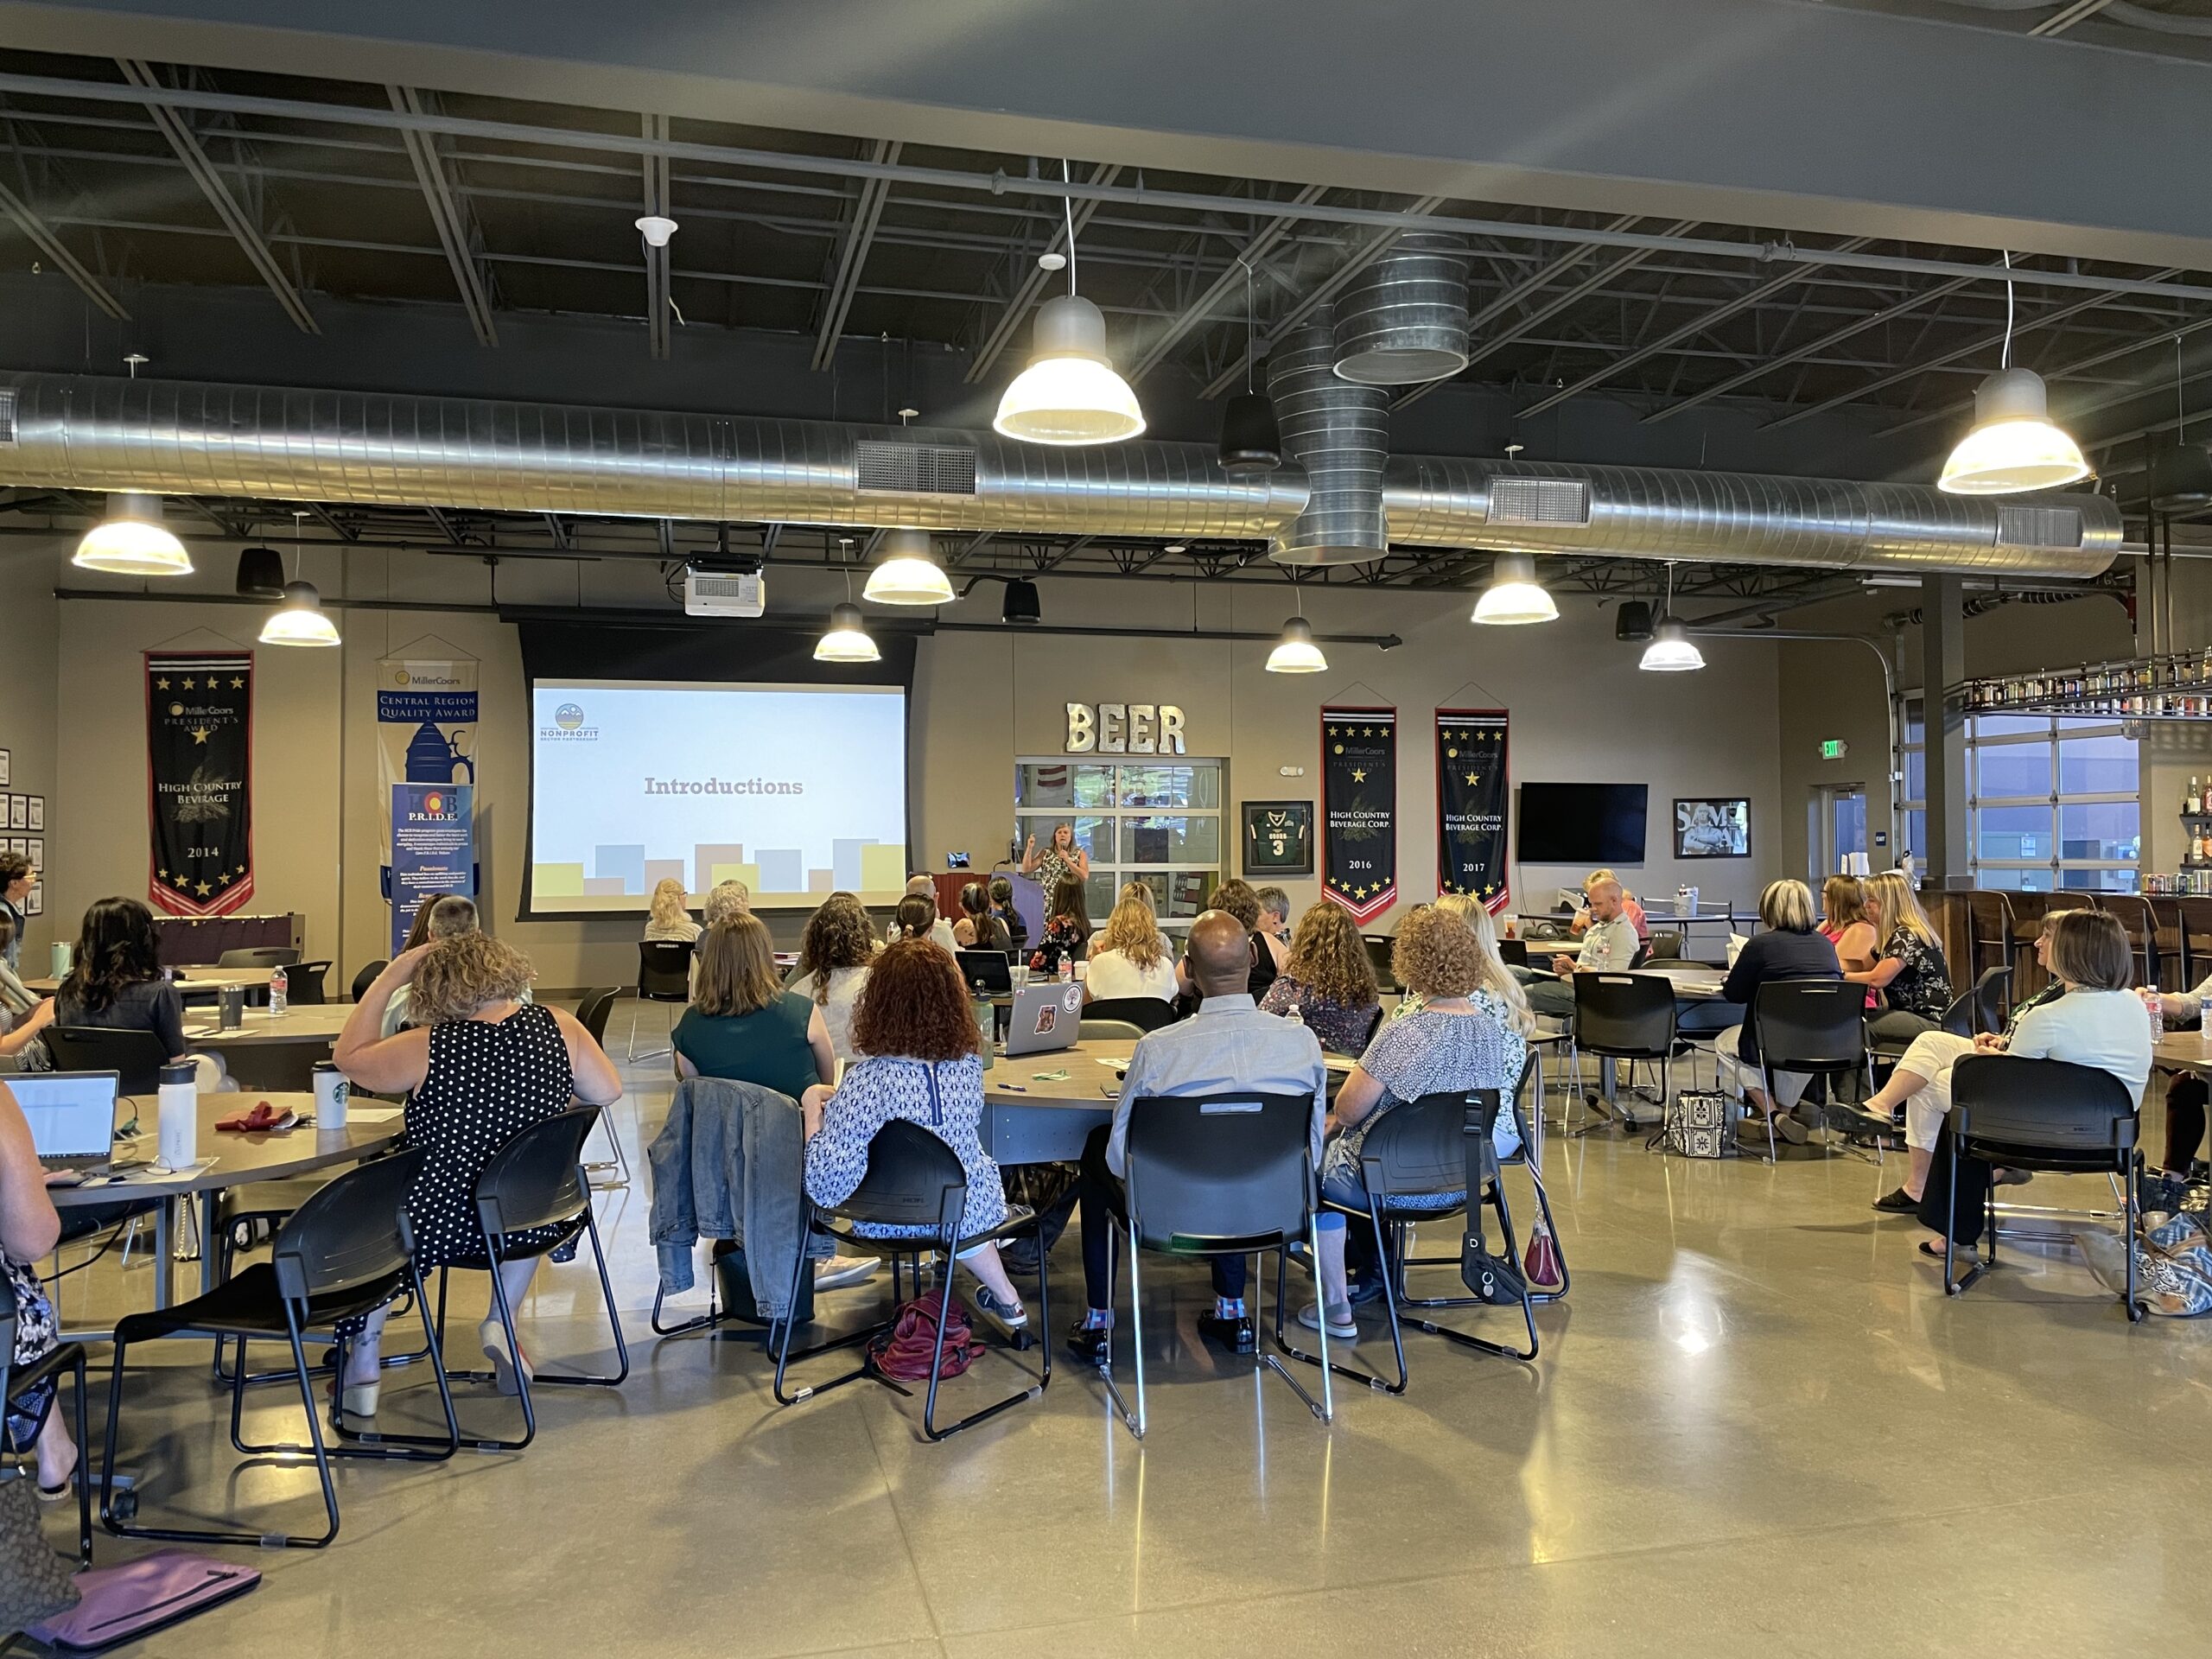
[24,1550,259,1652]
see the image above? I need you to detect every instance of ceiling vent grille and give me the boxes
[1487,475,1589,526]
[855,440,977,497]
[1994,503,2082,549]
[0,388,16,445]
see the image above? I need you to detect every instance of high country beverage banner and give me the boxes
[144,652,254,917]
[1321,706,1398,924]
[1436,709,1511,912]
[377,658,479,862]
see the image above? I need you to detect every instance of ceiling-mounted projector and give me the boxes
[683,556,765,618]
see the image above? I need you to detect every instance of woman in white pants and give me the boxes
[1853,912,2065,1212]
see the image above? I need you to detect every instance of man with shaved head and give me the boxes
[1065,909,1327,1363]
[1526,874,1639,1022]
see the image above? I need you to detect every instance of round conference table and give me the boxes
[22,967,268,1001]
[53,1090,402,1313]
[181,1004,352,1090]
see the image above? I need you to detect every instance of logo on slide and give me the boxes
[539,701,598,741]
[556,703,585,729]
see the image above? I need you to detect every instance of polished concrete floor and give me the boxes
[22,1009,2212,1656]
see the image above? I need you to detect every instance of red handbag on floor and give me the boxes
[868,1289,982,1382]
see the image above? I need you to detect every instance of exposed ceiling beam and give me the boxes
[388,85,497,346]
[0,175,128,321]
[1199,195,1450,400]
[640,111,671,359]
[2031,1,2119,37]
[810,138,899,372]
[1645,270,1980,424]
[1123,182,1328,383]
[965,162,1122,384]
[1766,266,2184,430]
[1513,238,1874,419]
[114,59,315,334]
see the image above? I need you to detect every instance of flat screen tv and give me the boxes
[1516,783,1649,866]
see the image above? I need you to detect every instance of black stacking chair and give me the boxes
[101,1149,458,1550]
[2,1270,92,1566]
[350,961,389,1002]
[43,1027,167,1097]
[572,989,627,1184]
[1276,1080,1541,1395]
[395,1107,628,1452]
[1098,1090,1329,1440]
[1079,995,1179,1033]
[1941,1055,2144,1319]
[1967,965,2013,1037]
[1567,973,1677,1135]
[216,946,300,971]
[1498,937,1529,969]
[628,942,693,1063]
[1748,980,1876,1162]
[285,961,331,1006]
[773,1119,1050,1442]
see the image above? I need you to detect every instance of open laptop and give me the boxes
[14,1071,141,1175]
[1003,981,1084,1058]
[955,949,1014,996]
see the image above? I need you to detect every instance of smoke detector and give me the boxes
[1036,251,1066,273]
[635,214,678,248]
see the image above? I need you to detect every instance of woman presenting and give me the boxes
[1021,823,1090,893]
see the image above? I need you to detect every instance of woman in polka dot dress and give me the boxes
[334,931,622,1414]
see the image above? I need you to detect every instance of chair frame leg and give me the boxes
[1390,1178,1541,1363]
[1273,1196,1407,1395]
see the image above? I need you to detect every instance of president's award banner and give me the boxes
[377,658,479,863]
[145,652,254,917]
[1436,708,1510,912]
[1321,706,1397,924]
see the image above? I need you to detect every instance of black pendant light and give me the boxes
[1218,257,1281,476]
[235,544,286,598]
[1614,600,1654,642]
[2149,335,2212,511]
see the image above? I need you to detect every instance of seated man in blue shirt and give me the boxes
[1067,909,1328,1363]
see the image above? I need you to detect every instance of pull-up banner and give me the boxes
[1436,708,1510,912]
[145,652,255,917]
[1321,706,1398,924]
[377,658,479,863]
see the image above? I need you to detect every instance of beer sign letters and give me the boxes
[1065,702,1186,755]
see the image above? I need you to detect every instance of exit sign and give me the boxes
[1819,739,1849,760]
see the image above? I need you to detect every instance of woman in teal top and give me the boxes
[674,913,836,1100]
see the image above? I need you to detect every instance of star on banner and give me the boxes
[171,874,188,890]
[231,677,245,689]
[155,677,170,690]
[1362,727,1373,736]
[189,726,212,745]
[1351,767,1367,783]
[217,873,232,886]
[1484,883,1498,896]
[181,677,194,690]
[1327,726,1338,736]
[1465,772,1479,785]
[194,880,212,897]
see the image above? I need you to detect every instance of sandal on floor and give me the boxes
[1916,1240,1978,1263]
[35,1452,78,1503]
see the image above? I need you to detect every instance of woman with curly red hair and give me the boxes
[800,938,1028,1334]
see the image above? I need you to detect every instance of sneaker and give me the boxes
[1872,1186,1921,1213]
[972,1284,1028,1335]
[1297,1301,1357,1338]
[1770,1112,1810,1145]
[1344,1275,1389,1306]
[812,1255,879,1291]
[1065,1319,1110,1364]
[1196,1312,1256,1355]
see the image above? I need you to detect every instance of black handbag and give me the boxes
[1459,1230,1529,1306]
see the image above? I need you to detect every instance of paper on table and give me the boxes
[338,1107,404,1123]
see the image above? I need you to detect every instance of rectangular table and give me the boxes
[182,1004,353,1090]
[22,967,269,1001]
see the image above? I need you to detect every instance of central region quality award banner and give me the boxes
[144,651,254,917]
[376,658,479,863]
[1435,708,1510,912]
[1321,706,1397,923]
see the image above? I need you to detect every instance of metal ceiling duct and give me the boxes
[1381,458,2120,579]
[1332,232,1472,385]
[0,371,2119,580]
[1265,317,1390,565]
[0,372,1306,543]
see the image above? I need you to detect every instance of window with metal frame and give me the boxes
[1896,701,2139,892]
[1014,759,1224,931]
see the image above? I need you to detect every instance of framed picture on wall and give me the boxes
[24,885,39,918]
[6,796,22,830]
[0,748,9,785]
[1675,798,1751,859]
[27,838,41,868]
[26,797,41,831]
[1242,800,1315,877]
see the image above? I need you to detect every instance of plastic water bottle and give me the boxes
[2141,988,2162,1040]
[1285,1003,1305,1027]
[269,965,288,1017]
[2198,990,2212,1041]
[1058,955,1072,985]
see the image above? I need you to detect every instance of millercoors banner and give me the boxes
[377,658,479,862]
[1435,709,1510,912]
[1320,706,1397,924]
[144,652,254,917]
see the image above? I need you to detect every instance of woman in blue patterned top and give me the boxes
[1303,904,1533,1335]
[801,938,1029,1336]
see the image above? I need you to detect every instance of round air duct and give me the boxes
[1332,232,1471,386]
[1268,312,1389,566]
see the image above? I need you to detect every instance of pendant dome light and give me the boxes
[259,511,340,645]
[1471,551,1557,626]
[1266,585,1327,674]
[994,161,1145,447]
[1218,257,1281,475]
[817,541,882,663]
[73,492,192,576]
[862,527,954,606]
[1640,563,1703,672]
[1939,251,2088,496]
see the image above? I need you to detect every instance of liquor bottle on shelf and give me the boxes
[2190,777,2203,816]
